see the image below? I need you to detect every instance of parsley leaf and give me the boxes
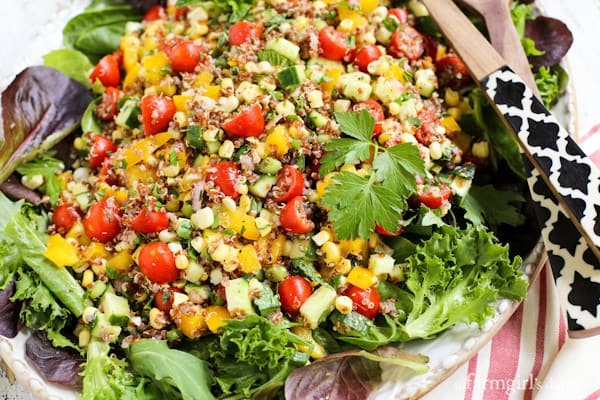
[322,172,404,240]
[333,110,374,141]
[320,138,372,175]
[373,143,426,197]
[461,184,526,227]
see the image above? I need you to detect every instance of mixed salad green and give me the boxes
[0,0,572,399]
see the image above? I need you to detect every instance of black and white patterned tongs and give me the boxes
[423,0,600,336]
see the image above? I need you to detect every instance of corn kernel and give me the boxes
[312,230,331,247]
[335,295,354,314]
[82,270,94,289]
[307,90,324,108]
[322,241,341,264]
[218,140,235,159]
[168,242,184,254]
[334,99,351,112]
[222,197,236,211]
[149,308,168,329]
[220,96,240,113]
[21,174,44,190]
[339,19,355,33]
[175,254,190,270]
[191,207,214,229]
[159,229,177,242]
[429,141,442,160]
[445,88,460,107]
[335,258,353,275]
[190,236,206,252]
[472,141,489,158]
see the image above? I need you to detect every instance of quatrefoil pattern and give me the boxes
[482,66,600,333]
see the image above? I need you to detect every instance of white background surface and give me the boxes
[1,1,600,399]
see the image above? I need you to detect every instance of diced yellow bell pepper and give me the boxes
[340,238,368,258]
[85,242,111,261]
[141,51,169,85]
[338,5,368,31]
[441,116,461,133]
[195,71,214,86]
[65,221,90,246]
[120,35,141,73]
[205,305,230,334]
[321,67,343,94]
[122,63,141,92]
[269,234,287,264]
[384,64,406,82]
[238,245,261,274]
[125,164,157,189]
[221,209,261,240]
[121,132,172,167]
[173,95,192,113]
[359,0,378,12]
[44,234,80,267]
[107,250,133,273]
[203,85,221,100]
[347,267,377,289]
[265,125,291,157]
[175,305,207,339]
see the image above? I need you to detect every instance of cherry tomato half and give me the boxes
[52,204,80,234]
[83,197,122,243]
[229,21,263,46]
[436,54,471,89]
[208,161,241,199]
[280,196,313,234]
[388,25,424,62]
[131,201,170,234]
[272,165,305,203]
[375,223,404,237]
[352,44,382,73]
[89,135,117,169]
[98,159,119,186]
[388,8,409,24]
[278,276,313,315]
[141,95,176,136]
[344,284,381,319]
[318,26,351,61]
[166,40,200,74]
[416,183,452,209]
[96,87,122,121]
[143,5,166,21]
[352,100,384,136]
[154,286,184,312]
[222,103,265,138]
[138,242,179,284]
[89,54,120,87]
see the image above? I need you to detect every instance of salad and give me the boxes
[0,0,572,399]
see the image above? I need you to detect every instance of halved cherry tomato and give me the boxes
[143,5,166,21]
[166,39,200,73]
[111,50,123,68]
[318,26,351,61]
[83,197,122,243]
[141,95,176,136]
[416,183,452,209]
[344,284,381,319]
[89,54,120,87]
[229,21,263,46]
[99,159,119,186]
[154,286,184,312]
[89,135,117,169]
[222,103,265,138]
[208,161,241,199]
[131,200,170,233]
[138,242,179,284]
[96,87,122,121]
[352,44,382,73]
[353,99,384,136]
[52,204,80,234]
[278,275,313,315]
[388,8,409,24]
[436,54,471,89]
[280,196,313,234]
[272,165,304,203]
[375,223,404,237]
[388,25,424,61]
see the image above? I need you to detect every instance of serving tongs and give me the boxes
[421,0,600,337]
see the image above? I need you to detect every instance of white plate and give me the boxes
[0,1,574,399]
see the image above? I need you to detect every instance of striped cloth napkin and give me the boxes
[422,124,600,400]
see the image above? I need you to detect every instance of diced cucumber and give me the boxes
[259,157,282,174]
[186,125,204,149]
[115,97,141,129]
[309,111,329,128]
[339,72,372,102]
[415,69,437,98]
[249,175,277,198]
[450,175,472,197]
[408,0,429,17]
[176,218,193,239]
[184,259,207,284]
[277,65,306,90]
[265,37,300,61]
[184,283,210,302]
[300,285,337,329]
[91,313,121,343]
[101,292,130,327]
[88,280,107,300]
[206,141,221,154]
[373,76,404,104]
[225,278,256,317]
[368,253,395,275]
